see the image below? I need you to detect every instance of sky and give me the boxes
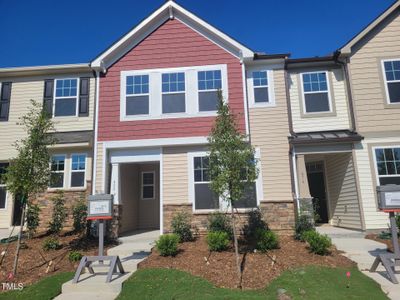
[0,0,396,68]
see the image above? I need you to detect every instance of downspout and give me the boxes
[334,51,357,132]
[240,52,251,142]
[91,70,100,195]
[291,145,300,214]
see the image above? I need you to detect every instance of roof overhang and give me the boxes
[0,63,91,78]
[90,1,254,72]
[48,130,93,146]
[286,55,340,69]
[289,130,364,146]
[339,1,400,56]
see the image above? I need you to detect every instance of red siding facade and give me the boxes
[98,19,245,141]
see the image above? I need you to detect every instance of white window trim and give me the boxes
[120,64,228,121]
[141,171,156,200]
[49,154,67,190]
[187,149,262,213]
[247,67,276,108]
[70,153,87,189]
[300,71,333,115]
[381,58,400,105]
[0,162,8,210]
[53,78,80,118]
[125,74,150,117]
[196,69,225,113]
[372,145,400,186]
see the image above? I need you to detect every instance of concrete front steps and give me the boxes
[55,230,159,300]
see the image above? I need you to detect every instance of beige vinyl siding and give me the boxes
[162,146,204,205]
[249,69,292,202]
[353,136,400,229]
[120,164,139,233]
[0,74,95,161]
[325,153,362,229]
[288,68,351,133]
[349,8,400,134]
[95,142,104,193]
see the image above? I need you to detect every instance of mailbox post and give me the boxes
[370,185,400,284]
[72,194,124,284]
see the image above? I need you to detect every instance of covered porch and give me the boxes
[290,130,364,230]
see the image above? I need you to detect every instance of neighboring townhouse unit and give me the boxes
[0,65,95,229]
[90,1,295,236]
[286,56,364,230]
[337,1,400,230]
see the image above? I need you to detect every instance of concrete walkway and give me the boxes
[55,230,159,300]
[0,227,20,241]
[317,225,400,299]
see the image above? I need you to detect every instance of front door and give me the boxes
[12,194,24,226]
[306,162,329,223]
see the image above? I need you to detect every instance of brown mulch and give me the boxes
[0,231,117,289]
[139,235,355,290]
[365,233,393,252]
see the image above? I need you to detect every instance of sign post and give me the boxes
[72,194,124,284]
[370,185,400,284]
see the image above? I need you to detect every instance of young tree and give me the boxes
[208,92,258,288]
[4,100,55,275]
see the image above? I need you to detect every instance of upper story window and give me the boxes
[375,147,400,185]
[126,75,149,115]
[301,71,331,113]
[0,82,12,122]
[54,79,78,117]
[383,60,400,104]
[0,163,9,209]
[162,72,186,114]
[50,155,65,188]
[71,154,86,188]
[252,71,269,103]
[120,64,228,121]
[198,70,222,111]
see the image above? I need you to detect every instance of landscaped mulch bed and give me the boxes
[366,233,393,252]
[139,235,355,290]
[0,231,116,290]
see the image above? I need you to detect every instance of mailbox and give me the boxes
[87,194,113,220]
[377,185,400,211]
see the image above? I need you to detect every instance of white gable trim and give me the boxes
[91,1,253,70]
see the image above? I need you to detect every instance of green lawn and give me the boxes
[117,266,388,300]
[0,272,73,300]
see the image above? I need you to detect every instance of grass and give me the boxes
[117,266,389,300]
[0,272,73,300]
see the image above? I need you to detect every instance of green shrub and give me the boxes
[68,251,83,262]
[207,212,233,239]
[48,191,67,235]
[43,237,61,251]
[295,215,315,240]
[156,234,179,256]
[171,212,193,242]
[26,203,40,238]
[206,231,230,252]
[302,230,332,255]
[243,208,268,241]
[72,200,88,233]
[396,214,400,232]
[255,229,279,252]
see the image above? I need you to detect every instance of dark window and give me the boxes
[142,172,155,199]
[198,91,218,111]
[0,163,9,209]
[253,71,269,103]
[375,147,400,185]
[384,61,400,103]
[71,154,86,187]
[233,183,257,209]
[54,79,78,117]
[126,75,149,115]
[302,72,330,113]
[162,73,185,113]
[194,157,219,210]
[198,70,222,112]
[50,155,65,188]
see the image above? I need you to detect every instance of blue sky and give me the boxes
[0,0,395,68]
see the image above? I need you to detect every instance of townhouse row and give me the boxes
[0,0,399,235]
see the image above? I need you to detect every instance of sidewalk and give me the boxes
[317,225,400,299]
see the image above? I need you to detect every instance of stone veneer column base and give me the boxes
[163,201,295,235]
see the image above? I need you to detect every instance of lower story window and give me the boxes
[50,155,65,188]
[233,183,257,209]
[375,147,400,185]
[142,171,155,199]
[0,163,8,209]
[71,154,86,187]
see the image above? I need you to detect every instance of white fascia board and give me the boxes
[91,1,254,70]
[103,136,208,150]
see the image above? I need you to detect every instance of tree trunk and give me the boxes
[230,204,241,288]
[12,200,26,275]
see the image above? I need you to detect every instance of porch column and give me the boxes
[110,163,120,205]
[296,155,311,199]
